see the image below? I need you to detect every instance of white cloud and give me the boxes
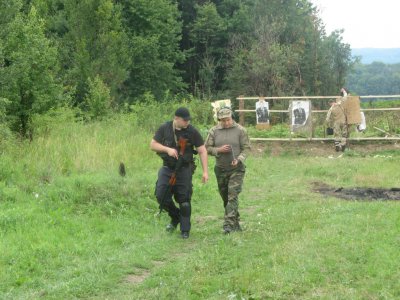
[310,0,400,48]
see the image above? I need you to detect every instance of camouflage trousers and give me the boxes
[333,122,348,147]
[214,163,246,231]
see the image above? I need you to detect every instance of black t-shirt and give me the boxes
[153,121,204,166]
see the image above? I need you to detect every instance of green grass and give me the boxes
[1,113,400,299]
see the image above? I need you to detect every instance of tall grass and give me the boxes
[1,106,400,299]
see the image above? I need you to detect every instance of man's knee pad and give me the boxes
[179,202,191,217]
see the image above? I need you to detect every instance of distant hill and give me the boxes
[352,48,400,64]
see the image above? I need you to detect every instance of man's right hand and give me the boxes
[217,145,231,153]
[166,147,178,159]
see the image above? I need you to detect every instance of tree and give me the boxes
[83,75,112,120]
[225,0,306,96]
[190,2,227,98]
[0,4,63,138]
[61,0,131,105]
[346,62,400,96]
[224,0,355,98]
[318,30,354,95]
[118,0,185,101]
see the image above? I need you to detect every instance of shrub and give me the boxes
[82,75,112,120]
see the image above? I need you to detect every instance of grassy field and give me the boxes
[1,112,400,299]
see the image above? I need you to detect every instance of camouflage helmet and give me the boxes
[217,107,232,120]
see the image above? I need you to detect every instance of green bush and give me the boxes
[82,75,112,120]
[31,107,80,138]
[129,94,213,131]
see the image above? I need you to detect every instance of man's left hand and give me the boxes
[202,172,209,183]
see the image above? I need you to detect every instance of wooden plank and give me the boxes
[236,95,400,101]
[237,96,337,100]
[361,108,400,111]
[360,95,400,98]
[250,137,400,141]
[236,108,400,113]
[236,109,288,113]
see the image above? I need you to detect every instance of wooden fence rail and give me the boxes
[237,95,400,100]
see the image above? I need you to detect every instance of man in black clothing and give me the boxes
[150,107,208,239]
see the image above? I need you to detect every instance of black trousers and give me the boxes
[155,166,193,232]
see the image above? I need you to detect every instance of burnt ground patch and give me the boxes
[312,181,400,201]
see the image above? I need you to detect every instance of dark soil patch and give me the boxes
[312,181,400,201]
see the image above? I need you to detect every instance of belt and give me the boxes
[163,163,190,169]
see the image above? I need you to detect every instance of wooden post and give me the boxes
[238,95,244,126]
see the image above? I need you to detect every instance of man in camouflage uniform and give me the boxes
[326,98,348,151]
[205,107,251,234]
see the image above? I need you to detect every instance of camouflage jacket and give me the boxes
[205,121,251,169]
[326,101,346,127]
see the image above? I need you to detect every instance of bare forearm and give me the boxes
[150,139,169,153]
[150,139,178,159]
[197,146,209,183]
[199,150,208,172]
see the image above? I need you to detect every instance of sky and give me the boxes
[310,0,400,48]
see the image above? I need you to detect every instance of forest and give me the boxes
[347,62,400,97]
[1,0,356,138]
